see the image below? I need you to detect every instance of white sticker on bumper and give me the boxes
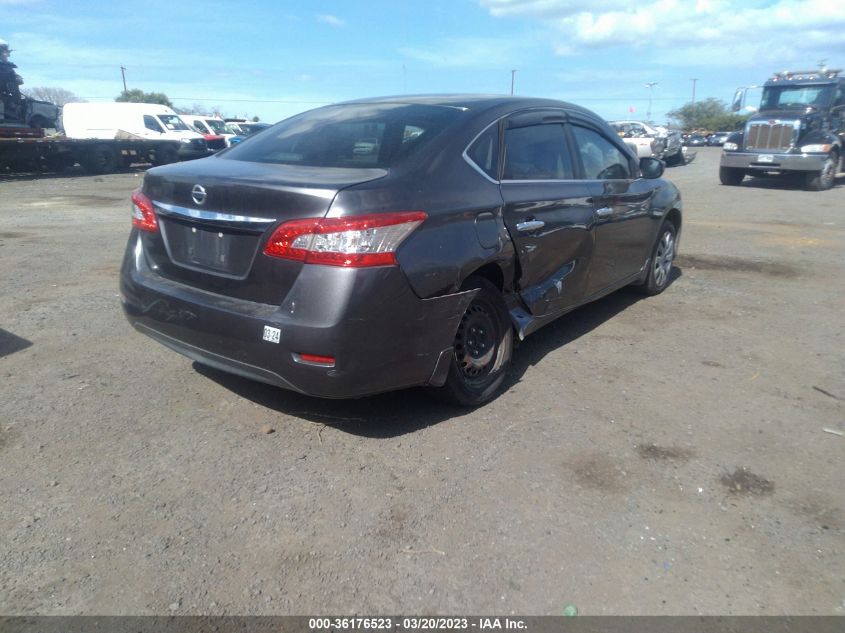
[262,326,281,344]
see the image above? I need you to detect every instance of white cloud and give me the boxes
[399,36,530,68]
[316,14,345,27]
[479,0,845,60]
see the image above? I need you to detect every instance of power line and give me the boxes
[80,96,333,104]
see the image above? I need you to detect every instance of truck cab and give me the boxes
[720,68,845,191]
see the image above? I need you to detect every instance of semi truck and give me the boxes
[0,102,212,174]
[720,68,845,191]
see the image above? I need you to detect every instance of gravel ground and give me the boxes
[0,147,843,615]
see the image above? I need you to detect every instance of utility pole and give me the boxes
[645,82,658,122]
[510,69,516,96]
[691,78,698,105]
[120,66,127,93]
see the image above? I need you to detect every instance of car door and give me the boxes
[568,120,659,296]
[499,110,595,316]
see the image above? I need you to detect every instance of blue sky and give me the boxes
[3,0,844,124]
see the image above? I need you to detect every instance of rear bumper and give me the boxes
[721,151,826,172]
[119,235,475,399]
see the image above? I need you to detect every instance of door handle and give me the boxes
[515,219,545,232]
[595,206,613,217]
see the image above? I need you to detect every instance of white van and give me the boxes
[179,114,236,147]
[62,102,209,160]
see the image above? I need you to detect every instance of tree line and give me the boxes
[24,85,744,131]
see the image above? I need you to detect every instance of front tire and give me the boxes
[153,144,179,166]
[805,151,837,191]
[434,277,513,407]
[638,221,676,296]
[29,115,49,130]
[719,166,745,186]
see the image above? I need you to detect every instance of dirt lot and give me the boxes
[0,148,843,615]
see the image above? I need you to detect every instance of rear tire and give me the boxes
[82,144,118,174]
[29,115,49,130]
[719,166,745,186]
[433,277,513,407]
[804,151,837,191]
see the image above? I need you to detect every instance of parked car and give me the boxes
[609,120,684,165]
[684,134,708,146]
[179,115,236,149]
[227,122,271,145]
[120,96,682,406]
[353,137,379,155]
[708,131,732,146]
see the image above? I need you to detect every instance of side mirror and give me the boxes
[731,88,744,113]
[640,156,664,179]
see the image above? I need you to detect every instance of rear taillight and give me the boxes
[131,189,158,233]
[263,211,426,267]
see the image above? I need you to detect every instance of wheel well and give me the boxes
[665,208,682,234]
[465,263,504,292]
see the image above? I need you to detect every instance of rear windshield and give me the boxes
[221,103,463,168]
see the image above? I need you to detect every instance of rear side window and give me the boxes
[466,125,499,179]
[144,115,163,133]
[222,103,463,168]
[503,124,573,180]
[571,125,631,180]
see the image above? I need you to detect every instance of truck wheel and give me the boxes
[29,115,49,130]
[82,144,118,174]
[153,144,179,166]
[804,152,837,191]
[44,153,74,173]
[719,166,745,186]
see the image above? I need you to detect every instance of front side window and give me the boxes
[156,114,190,131]
[571,126,631,180]
[503,124,573,180]
[205,119,229,134]
[143,115,163,133]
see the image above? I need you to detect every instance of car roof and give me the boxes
[335,94,603,120]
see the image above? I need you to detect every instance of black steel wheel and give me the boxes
[435,277,513,407]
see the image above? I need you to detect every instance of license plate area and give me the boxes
[757,154,774,163]
[159,217,261,278]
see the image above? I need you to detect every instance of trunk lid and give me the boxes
[140,156,387,304]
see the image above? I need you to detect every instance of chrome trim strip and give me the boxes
[153,201,276,224]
